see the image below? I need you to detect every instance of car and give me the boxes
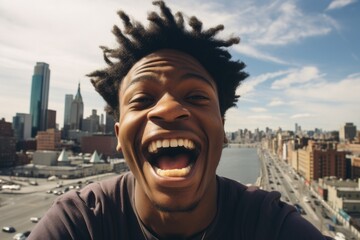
[30,217,41,223]
[2,226,16,233]
[335,232,346,239]
[327,223,335,231]
[85,180,93,185]
[321,210,329,219]
[13,230,31,240]
[29,180,38,186]
[294,203,306,215]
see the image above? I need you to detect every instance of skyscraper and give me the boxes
[63,94,73,128]
[29,62,50,137]
[82,109,100,133]
[339,122,357,142]
[46,109,57,129]
[12,113,32,141]
[70,83,84,130]
[105,112,115,135]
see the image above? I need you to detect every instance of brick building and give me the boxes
[0,118,16,168]
[36,128,61,151]
[81,134,121,159]
[298,140,346,182]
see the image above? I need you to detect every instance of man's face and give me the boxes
[115,49,224,212]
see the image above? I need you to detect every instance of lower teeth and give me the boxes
[155,164,192,177]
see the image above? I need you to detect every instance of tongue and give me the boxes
[157,154,190,170]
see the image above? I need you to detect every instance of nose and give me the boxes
[148,94,190,123]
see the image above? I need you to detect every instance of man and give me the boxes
[29,1,331,239]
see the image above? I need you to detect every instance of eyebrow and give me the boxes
[123,75,160,92]
[124,72,216,92]
[180,73,215,89]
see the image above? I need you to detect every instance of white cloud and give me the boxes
[254,2,332,46]
[326,0,357,11]
[237,69,291,96]
[268,98,286,107]
[248,115,278,120]
[250,107,267,113]
[284,73,360,103]
[290,113,312,119]
[271,66,323,89]
[233,44,288,65]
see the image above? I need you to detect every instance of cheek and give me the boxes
[118,112,146,149]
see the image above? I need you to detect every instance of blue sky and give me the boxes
[0,0,359,132]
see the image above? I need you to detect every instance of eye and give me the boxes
[129,94,154,109]
[185,93,210,104]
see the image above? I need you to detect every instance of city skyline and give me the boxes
[1,0,359,132]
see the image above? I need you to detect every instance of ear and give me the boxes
[114,122,122,152]
[222,117,228,144]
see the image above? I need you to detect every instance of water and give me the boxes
[216,146,260,185]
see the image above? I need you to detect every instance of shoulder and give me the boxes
[77,172,135,208]
[217,176,325,239]
[28,172,136,240]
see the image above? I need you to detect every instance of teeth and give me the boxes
[155,164,193,177]
[148,138,196,153]
[162,139,170,148]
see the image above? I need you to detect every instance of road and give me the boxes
[259,149,357,239]
[0,173,117,240]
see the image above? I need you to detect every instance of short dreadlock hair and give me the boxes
[88,0,248,121]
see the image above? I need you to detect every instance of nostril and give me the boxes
[149,116,163,121]
[176,114,189,121]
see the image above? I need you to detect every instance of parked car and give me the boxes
[30,217,41,223]
[13,230,31,240]
[327,223,336,232]
[335,232,346,240]
[294,203,306,215]
[2,226,16,233]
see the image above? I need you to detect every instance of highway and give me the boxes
[259,149,357,239]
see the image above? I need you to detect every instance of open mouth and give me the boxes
[146,138,200,177]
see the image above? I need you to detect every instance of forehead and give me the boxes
[120,49,216,91]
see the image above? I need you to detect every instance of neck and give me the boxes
[135,178,218,238]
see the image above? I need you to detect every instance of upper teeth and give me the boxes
[148,138,195,153]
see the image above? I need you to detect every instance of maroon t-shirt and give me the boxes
[28,172,329,239]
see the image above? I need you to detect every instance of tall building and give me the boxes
[62,94,73,139]
[339,122,357,142]
[70,83,84,130]
[29,62,50,137]
[12,113,32,141]
[63,94,73,128]
[46,109,56,129]
[105,112,115,135]
[82,109,100,133]
[0,118,16,168]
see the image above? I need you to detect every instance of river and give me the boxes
[216,146,260,185]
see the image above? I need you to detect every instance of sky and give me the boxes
[0,0,359,133]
